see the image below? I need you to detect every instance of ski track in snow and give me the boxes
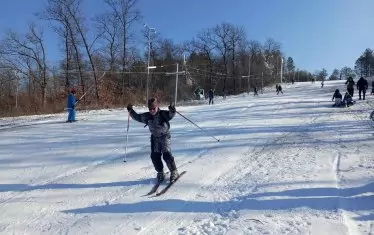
[0,81,374,234]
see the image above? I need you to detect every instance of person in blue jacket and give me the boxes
[67,88,77,122]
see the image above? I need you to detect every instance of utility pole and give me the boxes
[261,72,264,94]
[175,63,179,105]
[13,70,19,109]
[247,55,251,94]
[146,29,150,103]
[144,24,156,104]
[166,63,185,105]
[280,57,283,84]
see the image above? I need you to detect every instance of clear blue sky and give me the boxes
[0,0,373,74]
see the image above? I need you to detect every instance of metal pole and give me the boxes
[261,72,264,94]
[247,55,251,94]
[369,64,371,77]
[176,110,220,142]
[123,112,130,162]
[175,63,179,105]
[15,77,18,109]
[146,29,151,104]
[13,70,19,109]
[280,57,283,84]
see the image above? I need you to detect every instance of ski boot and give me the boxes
[170,170,179,183]
[157,172,165,183]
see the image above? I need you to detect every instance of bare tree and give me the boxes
[228,25,246,92]
[103,0,140,72]
[0,23,48,108]
[94,11,120,72]
[211,23,232,93]
[248,40,264,75]
[43,0,103,104]
[190,30,216,88]
[263,38,281,74]
[41,0,84,93]
[64,0,102,104]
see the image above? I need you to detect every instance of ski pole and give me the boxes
[74,71,106,106]
[124,112,130,162]
[176,110,220,142]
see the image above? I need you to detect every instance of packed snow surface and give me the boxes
[0,80,373,234]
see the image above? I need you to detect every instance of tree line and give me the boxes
[0,0,356,117]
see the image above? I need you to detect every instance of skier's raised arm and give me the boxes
[163,104,176,121]
[127,104,148,124]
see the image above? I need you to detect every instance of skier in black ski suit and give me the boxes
[253,87,258,96]
[357,76,368,100]
[208,88,214,105]
[276,84,283,94]
[127,98,179,183]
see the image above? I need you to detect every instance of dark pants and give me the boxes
[209,97,214,105]
[358,89,366,100]
[347,87,354,97]
[150,135,177,173]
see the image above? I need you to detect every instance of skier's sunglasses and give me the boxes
[149,107,157,111]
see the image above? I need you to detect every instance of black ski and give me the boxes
[142,172,170,196]
[152,171,187,197]
[143,182,162,196]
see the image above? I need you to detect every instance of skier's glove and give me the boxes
[127,103,133,112]
[168,104,176,113]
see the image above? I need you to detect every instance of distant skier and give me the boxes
[321,81,324,88]
[357,76,368,100]
[332,89,343,107]
[127,98,179,183]
[208,88,214,105]
[277,84,283,95]
[345,76,355,97]
[66,88,77,123]
[254,87,258,96]
[371,80,374,95]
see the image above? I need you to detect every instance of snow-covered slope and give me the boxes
[0,80,373,235]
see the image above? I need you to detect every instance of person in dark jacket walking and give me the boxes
[208,88,214,105]
[371,80,374,95]
[357,76,368,100]
[345,76,355,97]
[254,87,258,96]
[277,84,283,94]
[127,98,179,183]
